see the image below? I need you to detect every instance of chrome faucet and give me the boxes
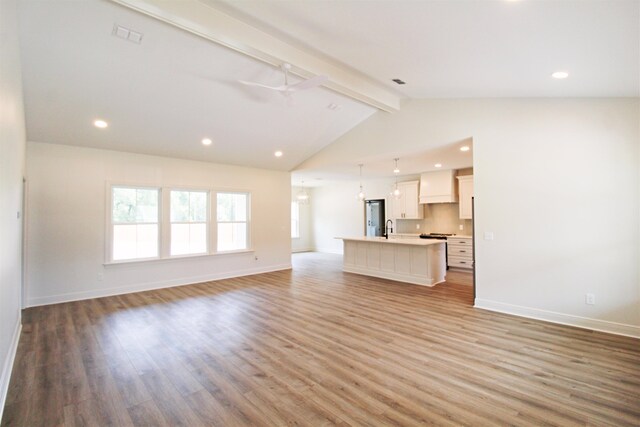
[385,219,393,239]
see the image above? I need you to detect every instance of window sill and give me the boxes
[104,249,255,266]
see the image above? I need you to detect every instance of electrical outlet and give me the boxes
[416,224,420,230]
[484,231,494,241]
[97,273,104,282]
[585,293,595,305]
[459,224,463,231]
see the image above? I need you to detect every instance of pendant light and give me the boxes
[296,180,310,204]
[357,164,366,201]
[392,158,402,200]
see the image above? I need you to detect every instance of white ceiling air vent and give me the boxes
[112,24,143,44]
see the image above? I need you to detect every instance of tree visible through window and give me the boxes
[112,187,159,261]
[217,192,249,251]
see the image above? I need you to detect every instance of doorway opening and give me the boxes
[364,199,385,237]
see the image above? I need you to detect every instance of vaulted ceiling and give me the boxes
[17,0,639,179]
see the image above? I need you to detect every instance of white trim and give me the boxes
[26,263,292,307]
[0,320,22,422]
[474,298,640,339]
[103,248,255,266]
[292,247,313,253]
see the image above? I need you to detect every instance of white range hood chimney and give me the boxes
[419,170,458,204]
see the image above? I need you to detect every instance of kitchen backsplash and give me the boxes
[395,203,473,235]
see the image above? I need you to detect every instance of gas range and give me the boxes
[419,233,455,240]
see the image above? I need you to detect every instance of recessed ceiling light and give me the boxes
[327,103,342,111]
[435,163,442,168]
[274,151,283,157]
[460,146,470,152]
[93,119,108,129]
[552,71,569,79]
[201,138,212,146]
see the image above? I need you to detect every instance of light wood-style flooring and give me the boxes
[3,252,639,426]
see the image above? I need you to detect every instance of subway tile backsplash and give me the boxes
[395,203,473,235]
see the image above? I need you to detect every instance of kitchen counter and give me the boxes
[338,236,445,246]
[337,237,446,286]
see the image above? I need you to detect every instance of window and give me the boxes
[170,190,208,256]
[111,187,159,261]
[217,192,249,251]
[291,201,300,239]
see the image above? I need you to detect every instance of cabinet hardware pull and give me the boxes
[460,250,466,252]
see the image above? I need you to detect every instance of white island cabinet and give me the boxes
[337,237,446,286]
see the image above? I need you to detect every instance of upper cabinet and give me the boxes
[419,170,458,204]
[391,180,424,220]
[457,175,474,219]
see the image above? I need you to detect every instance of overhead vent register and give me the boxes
[112,24,143,44]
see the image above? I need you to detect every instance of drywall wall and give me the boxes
[26,142,292,306]
[291,186,313,252]
[0,0,26,418]
[302,98,640,337]
[312,177,406,253]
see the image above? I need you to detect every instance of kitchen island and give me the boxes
[337,237,446,286]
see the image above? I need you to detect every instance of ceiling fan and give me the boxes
[239,63,329,98]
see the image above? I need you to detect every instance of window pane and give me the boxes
[189,223,207,253]
[291,201,300,238]
[233,194,247,221]
[113,224,158,260]
[171,191,190,222]
[136,189,158,223]
[112,188,158,224]
[217,193,232,222]
[112,188,136,223]
[171,223,207,256]
[217,192,248,222]
[171,223,190,255]
[217,222,247,251]
[190,192,207,222]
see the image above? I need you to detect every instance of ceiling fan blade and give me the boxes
[238,80,288,91]
[286,75,329,91]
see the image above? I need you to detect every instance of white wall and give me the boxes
[0,0,27,417]
[291,186,313,252]
[26,142,292,306]
[312,177,404,253]
[302,98,640,337]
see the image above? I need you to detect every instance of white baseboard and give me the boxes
[0,319,22,422]
[27,263,292,307]
[474,298,640,338]
[292,247,313,253]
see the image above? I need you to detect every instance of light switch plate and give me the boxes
[484,231,494,241]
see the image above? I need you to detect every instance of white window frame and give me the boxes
[291,201,300,239]
[107,184,161,263]
[105,183,253,265]
[216,191,251,253]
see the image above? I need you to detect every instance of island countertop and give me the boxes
[336,236,445,246]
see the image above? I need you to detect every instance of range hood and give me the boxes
[419,170,458,204]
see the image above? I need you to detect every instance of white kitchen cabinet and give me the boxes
[457,175,474,219]
[391,180,423,220]
[447,236,473,270]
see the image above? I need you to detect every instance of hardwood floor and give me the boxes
[3,252,639,426]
